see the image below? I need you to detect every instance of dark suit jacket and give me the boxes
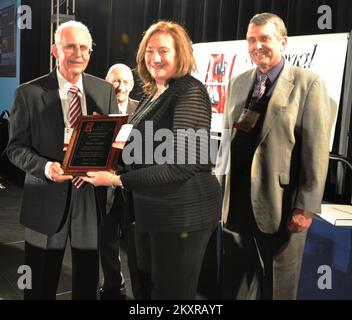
[126,98,138,118]
[7,68,118,236]
[110,98,138,119]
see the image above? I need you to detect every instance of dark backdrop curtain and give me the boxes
[20,0,51,83]
[21,0,352,82]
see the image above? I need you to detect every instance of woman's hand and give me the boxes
[81,171,113,187]
[81,171,121,187]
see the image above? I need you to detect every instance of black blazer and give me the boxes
[7,69,118,236]
[121,75,221,233]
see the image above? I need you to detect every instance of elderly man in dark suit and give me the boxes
[99,63,139,300]
[216,13,336,299]
[7,20,118,300]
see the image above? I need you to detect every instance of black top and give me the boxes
[227,83,272,230]
[120,75,221,232]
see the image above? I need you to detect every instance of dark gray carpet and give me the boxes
[0,182,133,300]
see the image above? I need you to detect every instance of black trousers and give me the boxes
[135,226,215,300]
[24,242,99,300]
[100,192,124,291]
[100,188,143,299]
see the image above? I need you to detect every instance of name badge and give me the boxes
[63,127,74,151]
[234,108,260,133]
[114,124,133,149]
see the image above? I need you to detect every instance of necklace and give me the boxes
[129,96,158,125]
[152,84,169,101]
[130,84,170,125]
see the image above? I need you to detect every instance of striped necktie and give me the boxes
[68,85,82,128]
[253,73,268,101]
[68,85,84,188]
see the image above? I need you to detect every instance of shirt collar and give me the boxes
[118,99,129,112]
[256,57,285,84]
[56,69,84,95]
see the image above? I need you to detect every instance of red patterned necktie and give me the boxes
[68,85,84,188]
[69,85,82,128]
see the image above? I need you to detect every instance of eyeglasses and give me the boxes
[60,43,93,56]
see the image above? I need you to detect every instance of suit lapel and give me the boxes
[126,99,133,115]
[257,63,294,145]
[230,70,256,139]
[126,99,138,119]
[82,75,95,115]
[42,70,65,148]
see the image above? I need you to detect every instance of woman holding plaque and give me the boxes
[82,20,221,299]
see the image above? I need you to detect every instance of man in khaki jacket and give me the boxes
[216,12,336,300]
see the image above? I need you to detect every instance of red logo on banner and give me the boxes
[204,54,236,113]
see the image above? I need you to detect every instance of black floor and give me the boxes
[1,180,352,300]
[0,181,134,300]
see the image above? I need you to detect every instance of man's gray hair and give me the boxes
[105,63,134,82]
[249,12,287,37]
[54,20,93,47]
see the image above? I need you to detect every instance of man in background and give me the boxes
[106,63,138,115]
[99,63,139,299]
